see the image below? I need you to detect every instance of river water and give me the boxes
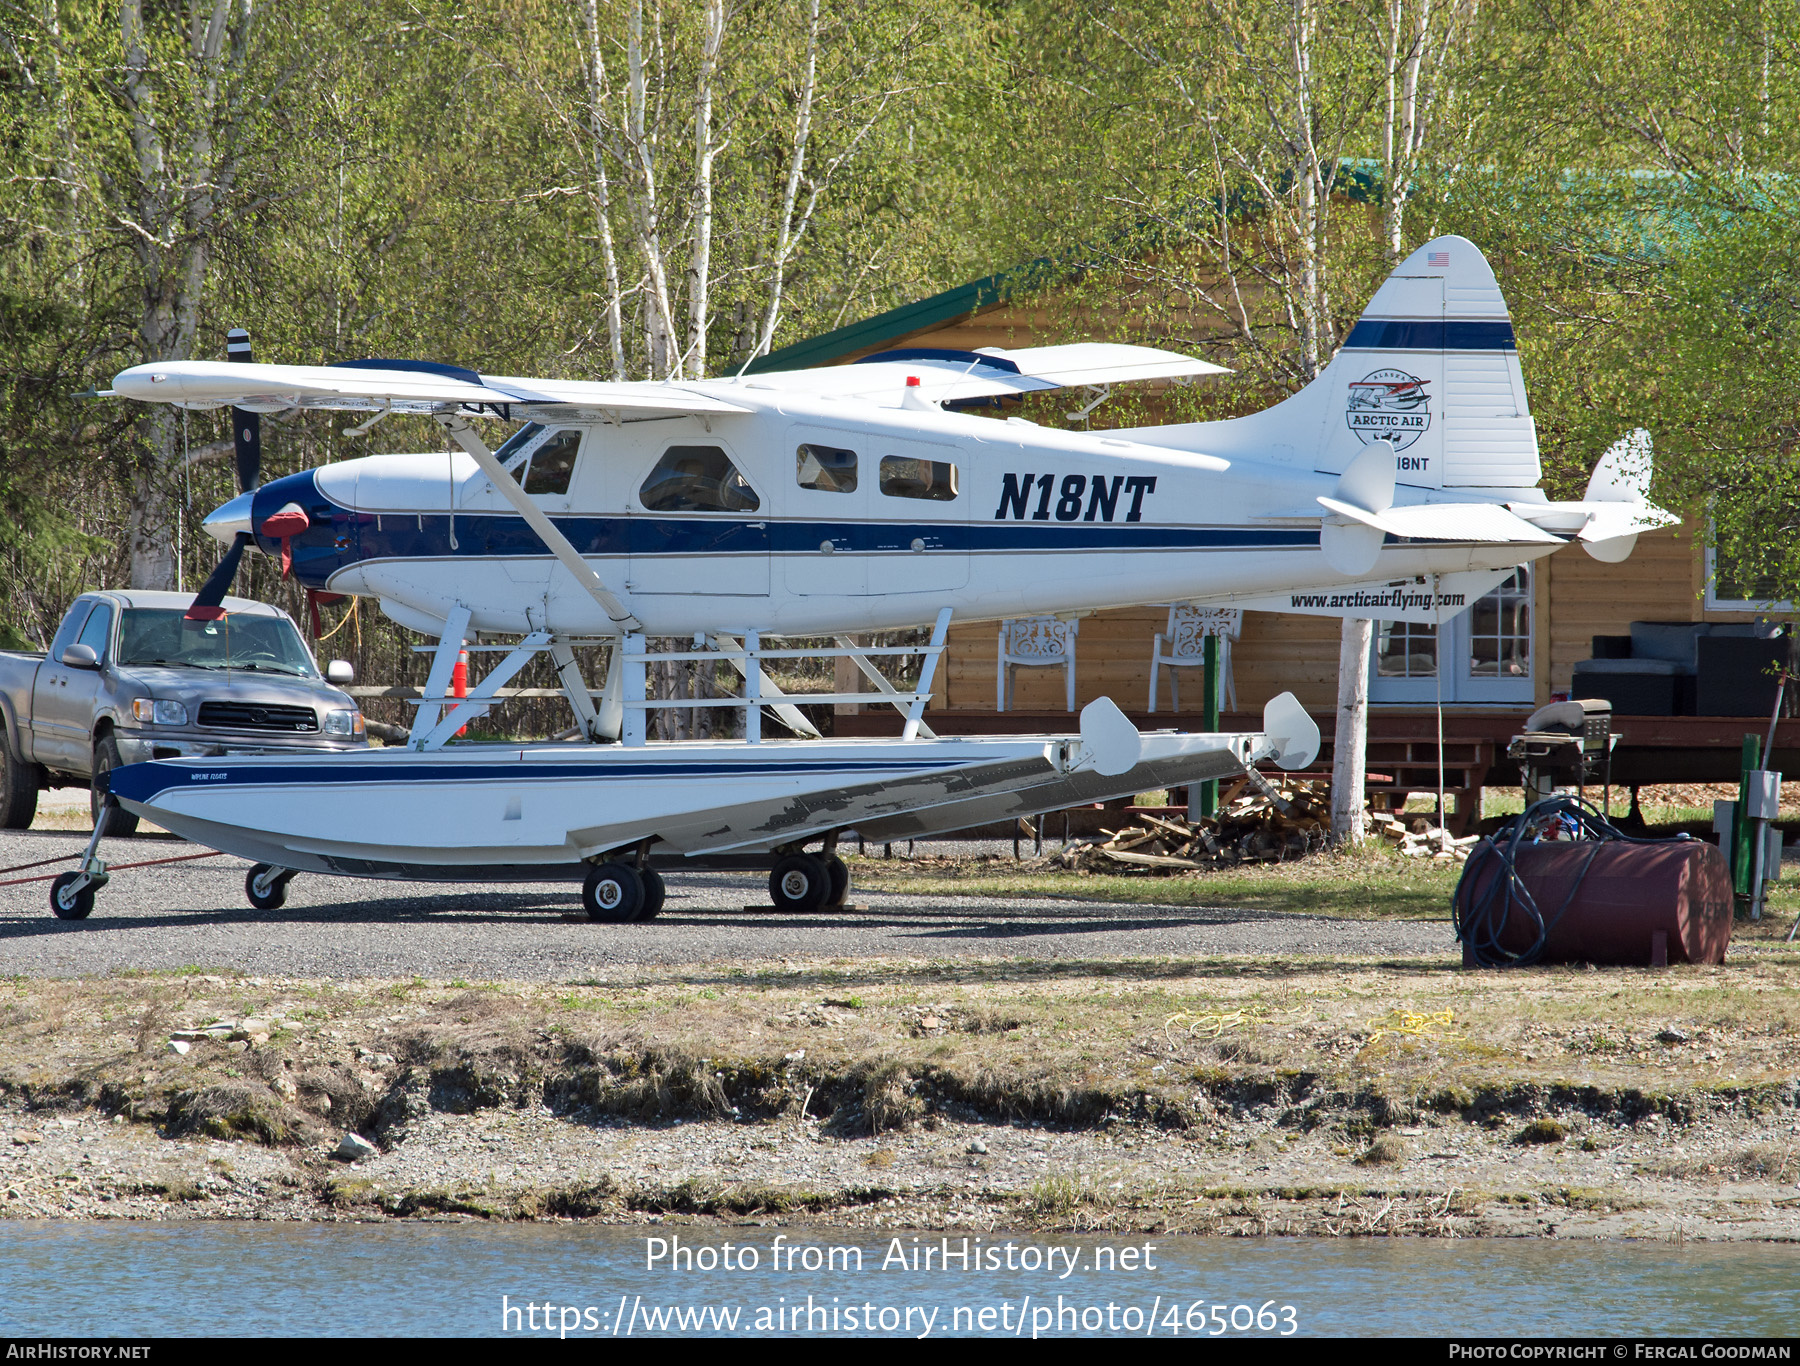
[0,1222,1790,1338]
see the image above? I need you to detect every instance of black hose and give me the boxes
[1451,794,1693,968]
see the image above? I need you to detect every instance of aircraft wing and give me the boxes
[106,360,754,418]
[740,342,1228,405]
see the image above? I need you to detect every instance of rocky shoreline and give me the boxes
[2,960,1797,1240]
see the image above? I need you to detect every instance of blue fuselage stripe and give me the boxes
[249,471,1324,590]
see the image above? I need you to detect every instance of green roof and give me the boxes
[744,257,1057,373]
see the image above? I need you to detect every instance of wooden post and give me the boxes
[1331,617,1373,845]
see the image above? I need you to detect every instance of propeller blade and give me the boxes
[227,327,260,493]
[185,532,251,622]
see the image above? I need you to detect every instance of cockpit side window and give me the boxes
[879,454,959,502]
[639,445,761,513]
[521,429,582,495]
[796,444,857,493]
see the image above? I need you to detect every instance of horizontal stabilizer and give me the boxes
[1319,497,1560,545]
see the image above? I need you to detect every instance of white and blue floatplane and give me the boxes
[51,236,1672,921]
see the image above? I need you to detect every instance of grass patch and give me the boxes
[844,843,1461,919]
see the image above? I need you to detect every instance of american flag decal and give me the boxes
[1428,251,1450,267]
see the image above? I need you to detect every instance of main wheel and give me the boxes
[0,728,39,830]
[245,864,291,911]
[769,853,830,914]
[89,736,139,839]
[822,854,850,909]
[583,862,644,922]
[636,867,667,921]
[49,872,94,921]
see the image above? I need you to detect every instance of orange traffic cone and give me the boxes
[451,643,469,737]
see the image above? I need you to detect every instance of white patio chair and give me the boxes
[997,616,1079,711]
[1149,605,1240,713]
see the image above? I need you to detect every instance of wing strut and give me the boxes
[435,413,643,634]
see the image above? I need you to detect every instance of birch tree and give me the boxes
[545,0,952,382]
[4,0,310,589]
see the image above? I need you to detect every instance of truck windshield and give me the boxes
[116,609,319,677]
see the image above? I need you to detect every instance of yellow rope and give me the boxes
[316,595,361,648]
[1163,1004,1269,1043]
[1364,1008,1455,1047]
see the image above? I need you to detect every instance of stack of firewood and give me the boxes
[1042,775,1333,871]
[1367,811,1483,862]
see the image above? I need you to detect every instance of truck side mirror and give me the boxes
[326,660,355,685]
[60,643,100,670]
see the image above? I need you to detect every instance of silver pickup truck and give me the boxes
[0,590,368,836]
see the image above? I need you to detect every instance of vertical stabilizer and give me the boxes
[1121,236,1541,492]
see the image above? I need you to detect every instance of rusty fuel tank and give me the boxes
[1454,838,1734,968]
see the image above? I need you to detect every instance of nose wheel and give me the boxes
[245,864,294,910]
[49,872,96,921]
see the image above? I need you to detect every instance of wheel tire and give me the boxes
[245,864,290,911]
[49,872,94,921]
[0,728,39,830]
[769,853,829,914]
[583,862,644,923]
[636,867,667,921]
[822,854,850,909]
[89,736,139,839]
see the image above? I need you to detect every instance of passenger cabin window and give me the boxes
[639,445,760,513]
[796,444,857,493]
[521,429,581,495]
[879,455,958,502]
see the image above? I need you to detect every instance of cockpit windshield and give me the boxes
[116,609,320,677]
[494,422,546,472]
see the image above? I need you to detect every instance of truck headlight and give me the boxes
[131,698,188,726]
[324,709,365,736]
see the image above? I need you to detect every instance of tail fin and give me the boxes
[1124,235,1540,492]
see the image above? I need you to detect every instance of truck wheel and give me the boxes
[583,862,644,923]
[90,736,139,839]
[0,728,38,830]
[245,864,292,911]
[769,854,830,914]
[49,872,94,921]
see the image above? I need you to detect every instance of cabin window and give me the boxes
[796,444,857,493]
[639,445,761,513]
[1706,530,1794,610]
[1374,619,1437,679]
[520,429,582,495]
[879,454,958,502]
[1465,567,1532,679]
[495,422,546,471]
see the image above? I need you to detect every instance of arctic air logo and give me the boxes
[1346,369,1431,452]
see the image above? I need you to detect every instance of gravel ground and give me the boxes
[0,828,1454,979]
